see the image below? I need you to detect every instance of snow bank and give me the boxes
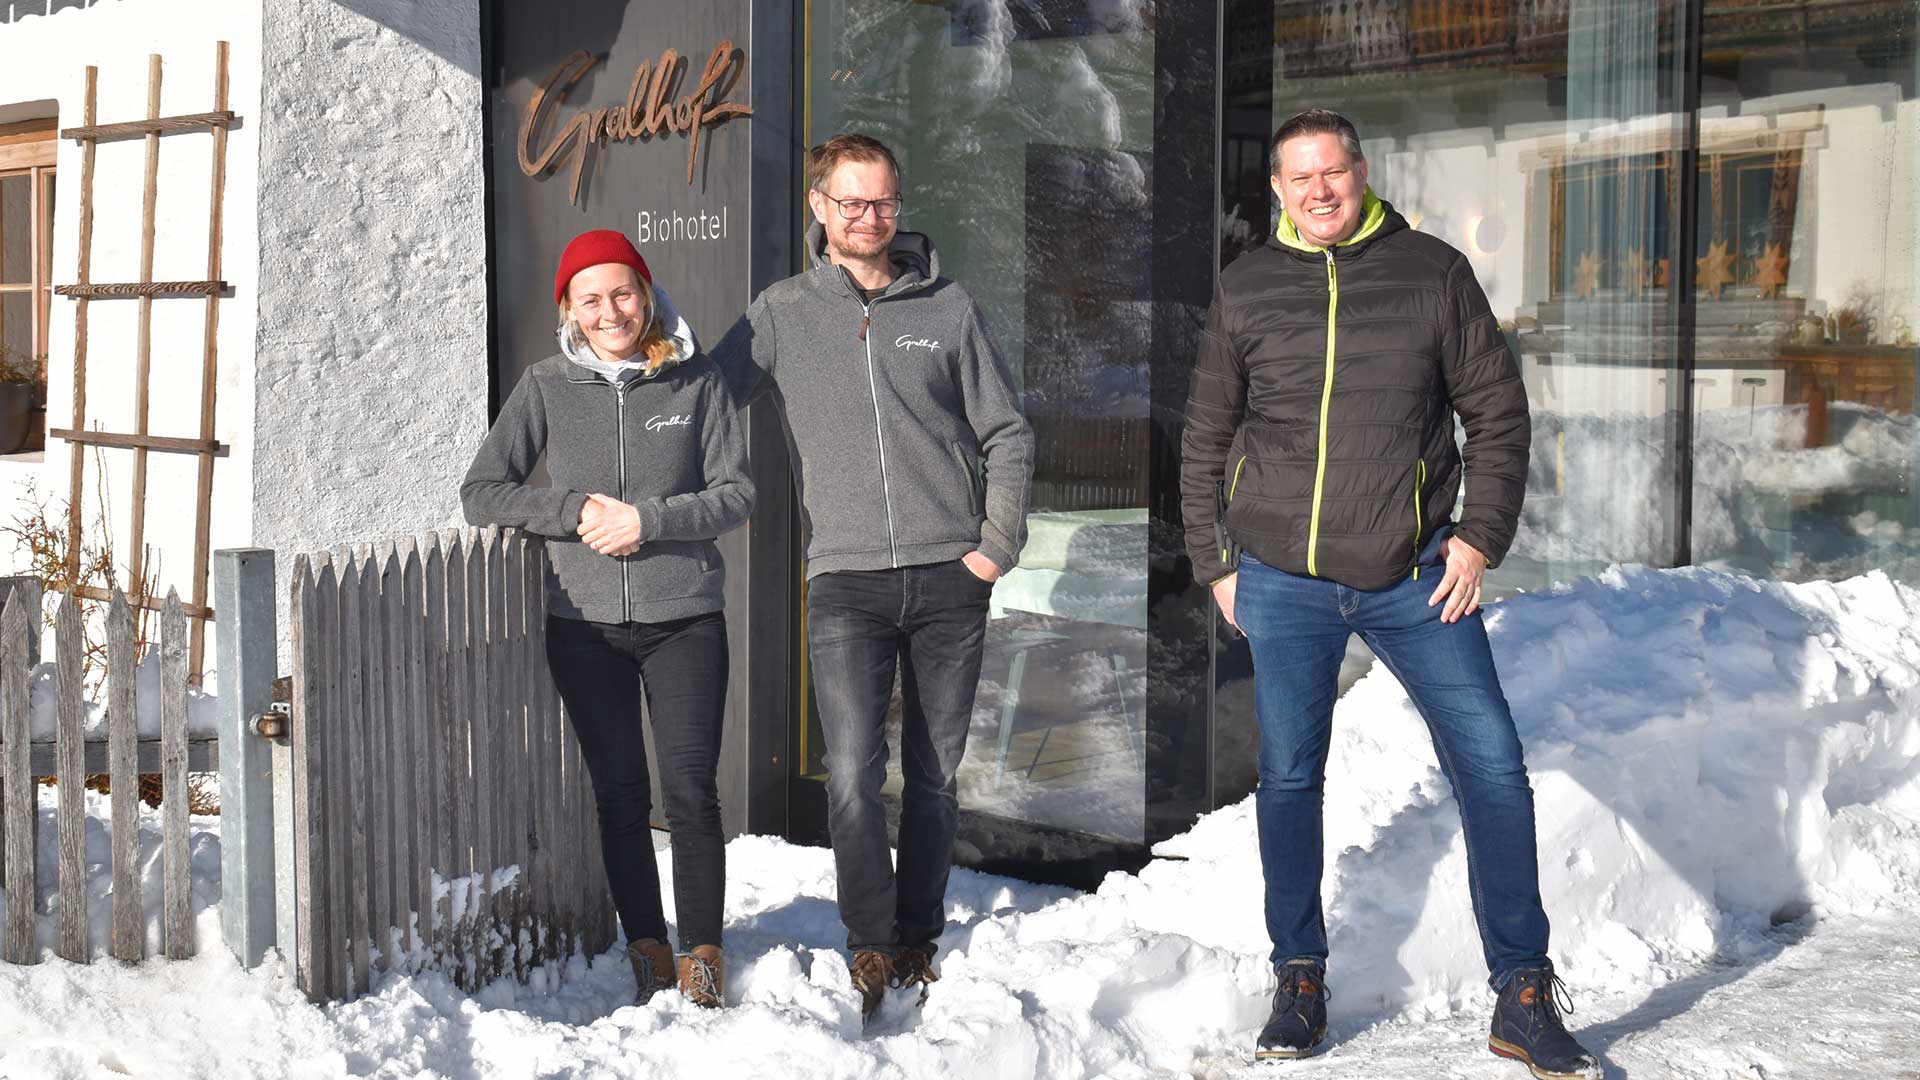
[0,788,223,969]
[3,567,1918,1078]
[1142,565,1920,1016]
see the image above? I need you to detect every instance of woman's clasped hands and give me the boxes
[579,493,643,556]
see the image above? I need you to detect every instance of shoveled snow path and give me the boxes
[5,899,1915,1079]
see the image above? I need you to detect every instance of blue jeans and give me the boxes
[1234,529,1551,985]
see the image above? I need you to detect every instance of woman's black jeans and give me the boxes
[545,611,728,951]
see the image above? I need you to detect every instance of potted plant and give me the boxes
[0,344,39,455]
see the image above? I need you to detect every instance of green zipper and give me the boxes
[1220,455,1249,563]
[1411,457,1427,581]
[1306,251,1338,577]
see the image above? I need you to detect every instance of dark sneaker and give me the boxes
[1255,958,1329,1060]
[626,938,674,1004]
[1489,967,1600,1079]
[850,949,893,1022]
[891,943,940,1006]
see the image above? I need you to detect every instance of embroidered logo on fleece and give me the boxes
[646,414,692,433]
[894,334,941,353]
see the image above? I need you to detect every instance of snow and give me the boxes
[3,566,1918,1078]
[25,655,222,741]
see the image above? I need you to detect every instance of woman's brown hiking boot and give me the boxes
[677,945,725,1008]
[850,949,893,1022]
[627,938,675,1004]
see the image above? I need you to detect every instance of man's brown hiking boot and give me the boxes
[850,949,893,1022]
[627,938,675,1004]
[891,944,940,1006]
[677,945,725,1008]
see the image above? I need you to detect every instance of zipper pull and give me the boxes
[859,309,870,341]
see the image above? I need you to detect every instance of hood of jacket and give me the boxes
[804,220,939,295]
[559,283,698,379]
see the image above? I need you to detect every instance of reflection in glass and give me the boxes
[1217,0,1918,817]
[1690,1,1918,585]
[807,1,1154,853]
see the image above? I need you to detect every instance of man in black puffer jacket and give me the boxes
[1181,110,1597,1080]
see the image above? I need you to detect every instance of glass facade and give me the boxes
[1212,0,1918,815]
[480,0,1918,886]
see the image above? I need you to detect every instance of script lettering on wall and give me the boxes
[519,40,753,204]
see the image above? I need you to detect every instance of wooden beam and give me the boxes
[0,117,58,142]
[49,428,225,456]
[126,55,165,598]
[55,280,226,298]
[59,111,236,143]
[47,579,213,619]
[64,68,97,585]
[0,142,55,170]
[36,168,51,386]
[21,735,220,776]
[29,163,42,383]
[190,41,233,681]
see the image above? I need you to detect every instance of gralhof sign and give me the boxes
[518,40,753,204]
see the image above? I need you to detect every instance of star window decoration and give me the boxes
[1696,240,1736,299]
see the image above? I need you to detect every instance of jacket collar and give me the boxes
[1271,188,1401,259]
[806,220,938,302]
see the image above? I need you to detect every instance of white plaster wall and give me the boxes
[1804,99,1916,330]
[0,1,262,621]
[252,0,486,562]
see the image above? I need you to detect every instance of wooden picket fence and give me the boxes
[0,579,212,966]
[285,527,615,1002]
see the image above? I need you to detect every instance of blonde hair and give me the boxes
[558,271,678,373]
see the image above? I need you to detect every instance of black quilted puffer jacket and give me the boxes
[1181,192,1530,592]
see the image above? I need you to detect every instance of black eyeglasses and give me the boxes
[819,192,904,221]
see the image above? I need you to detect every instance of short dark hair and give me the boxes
[808,133,901,193]
[1269,109,1363,174]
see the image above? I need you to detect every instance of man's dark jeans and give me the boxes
[1234,528,1552,985]
[546,611,728,950]
[807,560,991,953]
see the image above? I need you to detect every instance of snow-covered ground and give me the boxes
[3,565,1918,1079]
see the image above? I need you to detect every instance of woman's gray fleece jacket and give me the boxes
[461,299,754,624]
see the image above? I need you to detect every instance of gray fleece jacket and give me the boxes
[712,223,1033,578]
[461,295,754,624]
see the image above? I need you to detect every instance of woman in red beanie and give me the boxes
[461,228,753,1009]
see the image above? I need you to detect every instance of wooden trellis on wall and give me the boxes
[51,43,236,680]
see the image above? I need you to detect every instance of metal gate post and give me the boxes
[215,549,279,968]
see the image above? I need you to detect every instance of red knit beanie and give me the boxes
[554,229,652,304]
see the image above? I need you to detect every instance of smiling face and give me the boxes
[808,157,899,262]
[1271,132,1369,247]
[564,263,651,361]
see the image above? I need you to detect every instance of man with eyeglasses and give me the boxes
[713,132,1033,1024]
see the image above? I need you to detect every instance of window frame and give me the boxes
[0,115,57,452]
